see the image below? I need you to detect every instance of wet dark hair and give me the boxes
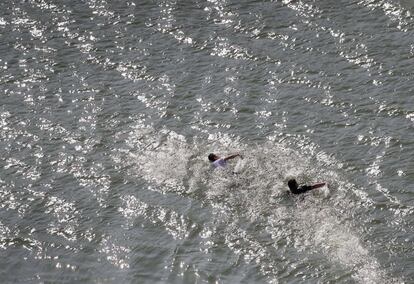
[288,179,298,190]
[208,153,216,162]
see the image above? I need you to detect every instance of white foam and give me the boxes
[116,121,398,282]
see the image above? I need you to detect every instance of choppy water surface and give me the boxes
[1,0,414,283]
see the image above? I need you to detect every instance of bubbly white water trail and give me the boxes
[113,120,403,283]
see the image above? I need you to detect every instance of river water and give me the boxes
[1,0,414,283]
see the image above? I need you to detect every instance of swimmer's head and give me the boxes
[288,179,298,191]
[208,153,219,162]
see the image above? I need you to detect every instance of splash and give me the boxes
[114,120,399,283]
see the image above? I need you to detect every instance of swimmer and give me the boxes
[208,153,242,169]
[288,179,326,195]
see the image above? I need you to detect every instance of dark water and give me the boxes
[1,0,414,283]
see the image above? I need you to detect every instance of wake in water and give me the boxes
[112,120,403,283]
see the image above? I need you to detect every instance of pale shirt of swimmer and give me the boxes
[212,158,227,168]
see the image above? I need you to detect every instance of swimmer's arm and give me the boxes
[310,183,326,190]
[223,153,242,161]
